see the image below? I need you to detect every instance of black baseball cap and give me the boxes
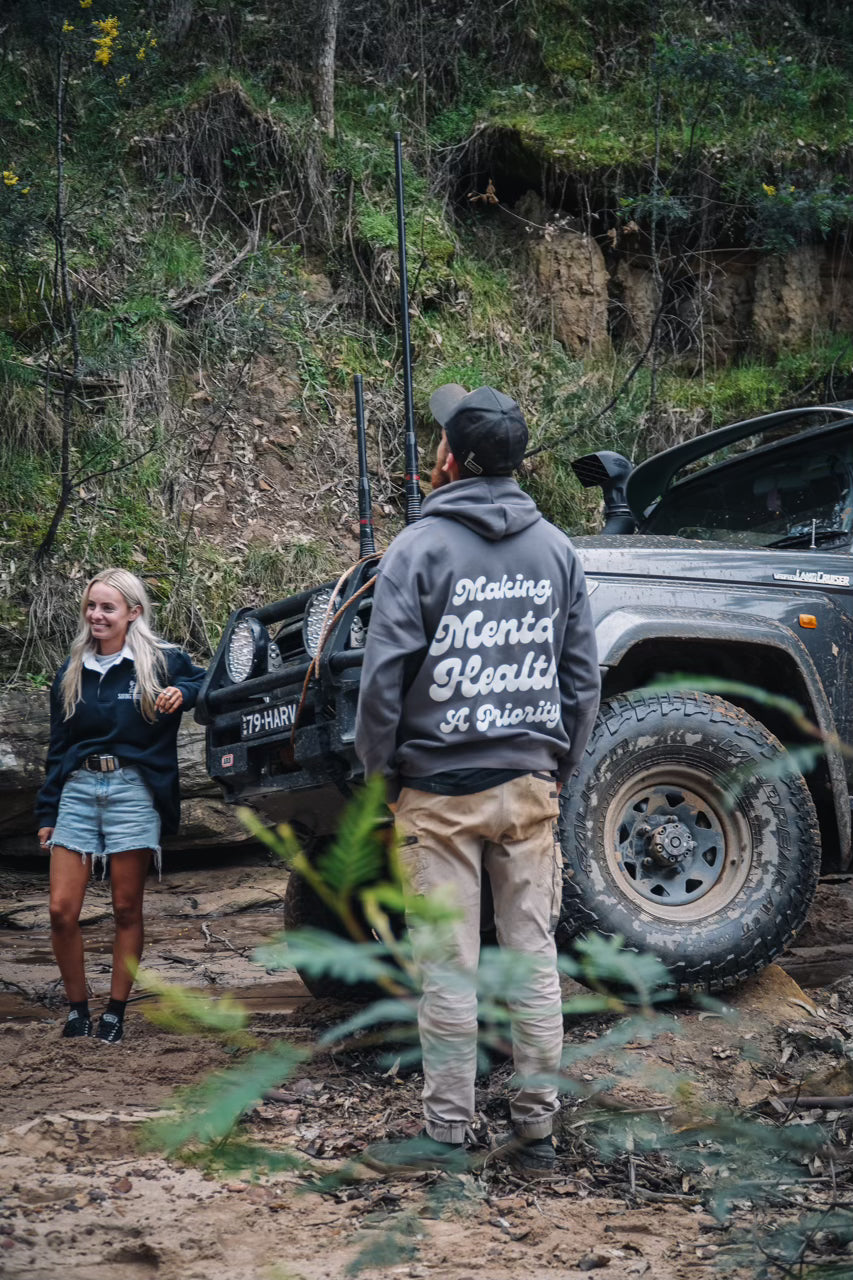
[428,384,528,477]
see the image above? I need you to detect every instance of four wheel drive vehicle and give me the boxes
[195,134,853,994]
[196,399,853,994]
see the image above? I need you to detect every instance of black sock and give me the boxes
[105,998,126,1021]
[70,1000,90,1018]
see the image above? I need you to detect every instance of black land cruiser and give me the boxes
[195,401,853,993]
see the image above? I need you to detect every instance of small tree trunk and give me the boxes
[36,382,74,564]
[36,49,79,565]
[647,38,664,428]
[316,0,342,139]
[163,0,194,48]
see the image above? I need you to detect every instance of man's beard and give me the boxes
[430,460,450,489]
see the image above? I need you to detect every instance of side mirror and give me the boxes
[571,451,636,535]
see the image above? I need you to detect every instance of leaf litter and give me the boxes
[2,860,853,1277]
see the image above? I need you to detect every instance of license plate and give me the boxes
[241,699,298,740]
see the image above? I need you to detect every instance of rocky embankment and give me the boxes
[0,689,253,858]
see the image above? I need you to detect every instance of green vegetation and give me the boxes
[661,334,853,424]
[243,540,340,598]
[137,784,852,1275]
[3,0,853,672]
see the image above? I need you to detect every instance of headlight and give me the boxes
[303,589,367,658]
[225,616,268,682]
[348,613,366,649]
[304,588,335,658]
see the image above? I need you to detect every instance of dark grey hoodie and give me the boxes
[354,476,601,789]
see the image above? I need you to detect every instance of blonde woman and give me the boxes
[35,569,206,1043]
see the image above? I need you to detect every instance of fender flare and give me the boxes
[594,605,850,868]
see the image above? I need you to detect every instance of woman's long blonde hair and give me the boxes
[61,568,174,722]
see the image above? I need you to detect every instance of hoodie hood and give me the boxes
[420,475,541,541]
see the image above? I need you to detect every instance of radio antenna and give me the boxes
[354,374,376,556]
[394,131,421,524]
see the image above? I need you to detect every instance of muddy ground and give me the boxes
[2,852,853,1280]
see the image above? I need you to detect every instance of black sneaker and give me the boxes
[95,1012,124,1044]
[61,1009,92,1038]
[361,1129,470,1175]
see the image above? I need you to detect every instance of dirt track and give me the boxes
[2,852,853,1279]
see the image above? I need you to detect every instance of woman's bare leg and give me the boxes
[49,847,92,1002]
[107,849,152,1001]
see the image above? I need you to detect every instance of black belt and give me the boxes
[82,754,122,773]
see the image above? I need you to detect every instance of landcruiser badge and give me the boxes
[773,568,850,588]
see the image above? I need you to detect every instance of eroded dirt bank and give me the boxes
[2,854,853,1280]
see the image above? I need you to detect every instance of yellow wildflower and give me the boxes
[136,45,146,59]
[149,36,157,46]
[79,0,92,7]
[92,16,119,66]
[117,73,129,89]
[62,19,74,31]
[762,183,776,197]
[21,187,30,194]
[3,170,20,187]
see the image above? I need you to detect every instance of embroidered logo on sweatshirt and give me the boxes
[117,677,137,702]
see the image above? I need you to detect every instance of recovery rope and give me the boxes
[289,552,383,746]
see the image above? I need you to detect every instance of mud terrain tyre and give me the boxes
[283,864,497,1002]
[557,691,821,992]
[282,872,389,1002]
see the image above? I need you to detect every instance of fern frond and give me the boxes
[317,775,388,893]
[142,1044,306,1157]
[255,927,401,986]
[136,967,250,1044]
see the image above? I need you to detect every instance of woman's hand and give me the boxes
[155,686,184,715]
[38,827,54,850]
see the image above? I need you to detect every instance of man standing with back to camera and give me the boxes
[355,384,601,1179]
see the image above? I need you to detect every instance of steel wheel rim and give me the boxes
[602,763,753,922]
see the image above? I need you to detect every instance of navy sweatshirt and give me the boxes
[35,648,206,837]
[354,476,601,790]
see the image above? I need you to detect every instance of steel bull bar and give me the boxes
[203,649,365,716]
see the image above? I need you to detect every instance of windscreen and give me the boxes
[644,431,853,547]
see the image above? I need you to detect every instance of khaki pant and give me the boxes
[395,773,564,1144]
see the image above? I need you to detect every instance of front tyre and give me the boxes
[557,692,821,992]
[282,872,383,1002]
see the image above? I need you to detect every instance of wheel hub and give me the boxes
[613,783,729,908]
[643,817,696,868]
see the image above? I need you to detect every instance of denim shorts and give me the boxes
[51,764,161,875]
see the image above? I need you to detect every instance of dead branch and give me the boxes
[776,1096,853,1110]
[201,921,241,953]
[16,359,120,391]
[170,228,259,311]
